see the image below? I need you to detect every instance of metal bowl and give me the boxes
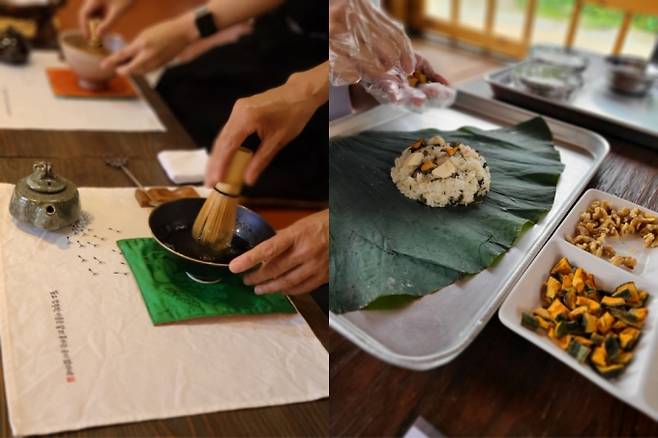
[149,198,275,283]
[605,55,657,96]
[514,61,583,99]
[530,44,589,73]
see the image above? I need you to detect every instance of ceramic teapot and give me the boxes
[9,162,80,230]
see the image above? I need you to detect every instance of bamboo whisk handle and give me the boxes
[215,147,253,196]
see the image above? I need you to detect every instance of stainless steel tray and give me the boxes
[329,91,610,370]
[486,54,658,150]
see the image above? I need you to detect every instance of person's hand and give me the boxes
[78,0,134,38]
[229,210,329,295]
[205,62,328,188]
[330,0,454,108]
[102,15,197,75]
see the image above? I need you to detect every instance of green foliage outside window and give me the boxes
[516,0,658,33]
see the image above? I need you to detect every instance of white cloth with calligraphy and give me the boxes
[0,51,165,131]
[0,184,328,436]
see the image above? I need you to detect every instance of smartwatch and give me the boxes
[195,6,219,38]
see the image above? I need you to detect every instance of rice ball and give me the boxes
[390,135,491,207]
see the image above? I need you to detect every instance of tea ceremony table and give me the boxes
[0,68,329,437]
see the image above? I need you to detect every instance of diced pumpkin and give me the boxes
[597,312,615,334]
[590,333,605,345]
[584,289,602,302]
[613,282,639,304]
[545,276,561,301]
[533,307,552,321]
[521,312,539,331]
[629,308,648,322]
[619,327,640,350]
[595,364,624,379]
[585,273,596,290]
[615,352,634,365]
[576,296,601,315]
[591,345,607,367]
[561,273,573,290]
[604,334,622,362]
[554,334,571,350]
[521,257,650,380]
[573,335,593,346]
[556,320,581,338]
[610,308,646,329]
[566,339,591,363]
[548,299,569,321]
[602,296,626,307]
[568,306,588,320]
[563,289,577,310]
[572,268,586,292]
[537,317,553,330]
[551,257,572,275]
[578,313,598,334]
[612,320,627,331]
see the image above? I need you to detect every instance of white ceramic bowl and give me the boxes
[58,29,123,91]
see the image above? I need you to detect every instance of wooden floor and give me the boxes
[412,37,504,85]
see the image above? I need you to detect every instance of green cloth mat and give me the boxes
[117,238,295,325]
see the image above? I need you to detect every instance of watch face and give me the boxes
[196,10,218,38]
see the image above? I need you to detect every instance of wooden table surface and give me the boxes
[0,74,328,436]
[330,78,658,437]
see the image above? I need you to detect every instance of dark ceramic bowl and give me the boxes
[149,198,274,283]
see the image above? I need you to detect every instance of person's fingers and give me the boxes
[284,272,326,295]
[102,41,139,70]
[96,8,120,36]
[229,232,294,274]
[244,137,280,186]
[253,262,316,295]
[79,1,100,38]
[242,246,301,286]
[115,50,149,76]
[415,55,450,85]
[205,118,252,187]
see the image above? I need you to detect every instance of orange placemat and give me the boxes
[46,68,137,99]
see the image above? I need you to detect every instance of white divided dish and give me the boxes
[499,188,658,420]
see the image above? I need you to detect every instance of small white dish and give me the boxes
[499,189,658,421]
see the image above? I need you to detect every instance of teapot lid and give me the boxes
[25,161,67,193]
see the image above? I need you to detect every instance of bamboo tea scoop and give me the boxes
[192,147,253,252]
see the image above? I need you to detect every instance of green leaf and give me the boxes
[330,117,563,313]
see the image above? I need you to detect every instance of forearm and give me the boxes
[286,61,330,110]
[173,0,284,43]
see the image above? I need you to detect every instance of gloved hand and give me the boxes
[329,0,455,109]
[78,0,134,38]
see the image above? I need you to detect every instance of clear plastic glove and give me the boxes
[229,210,329,295]
[205,62,328,188]
[329,0,455,109]
[78,0,134,38]
[101,15,197,75]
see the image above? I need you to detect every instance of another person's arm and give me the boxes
[94,0,284,75]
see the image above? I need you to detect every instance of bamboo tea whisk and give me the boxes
[192,147,253,251]
[88,19,102,49]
